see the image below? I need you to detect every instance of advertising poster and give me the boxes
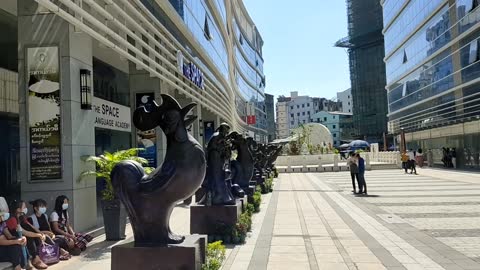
[136,93,157,168]
[27,47,62,180]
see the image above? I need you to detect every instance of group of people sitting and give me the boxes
[347,152,368,195]
[0,195,93,270]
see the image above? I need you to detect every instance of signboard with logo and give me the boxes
[176,51,205,89]
[136,93,157,167]
[27,46,62,180]
[92,97,131,132]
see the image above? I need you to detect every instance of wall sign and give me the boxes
[92,97,131,132]
[28,46,62,180]
[177,51,205,90]
[136,93,157,168]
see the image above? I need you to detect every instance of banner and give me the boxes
[92,97,131,132]
[28,47,62,180]
[136,93,157,168]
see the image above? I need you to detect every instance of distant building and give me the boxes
[265,93,275,142]
[312,111,355,147]
[275,96,291,139]
[337,88,352,113]
[275,91,341,139]
[335,0,388,142]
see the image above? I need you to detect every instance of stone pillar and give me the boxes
[333,154,339,172]
[128,63,165,166]
[365,153,372,171]
[18,0,96,231]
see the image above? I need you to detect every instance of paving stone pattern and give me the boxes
[223,168,480,270]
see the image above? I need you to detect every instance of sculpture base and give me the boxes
[190,200,242,235]
[238,195,248,212]
[247,185,256,196]
[111,235,207,270]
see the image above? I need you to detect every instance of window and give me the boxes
[333,133,337,137]
[297,105,300,109]
[402,49,408,63]
[303,120,306,123]
[307,103,310,107]
[290,113,294,118]
[348,102,350,105]
[333,116,335,119]
[291,121,294,125]
[239,34,243,45]
[297,113,300,116]
[348,95,350,98]
[324,117,327,121]
[307,111,310,115]
[204,15,212,40]
[402,83,407,97]
[334,141,337,145]
[302,112,305,116]
[469,39,479,64]
[349,109,351,112]
[290,106,293,110]
[333,125,336,129]
[317,118,320,122]
[302,104,305,108]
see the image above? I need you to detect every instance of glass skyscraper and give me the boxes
[383,0,480,169]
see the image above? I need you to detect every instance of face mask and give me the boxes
[2,213,9,221]
[62,204,69,210]
[22,208,28,215]
[39,207,47,214]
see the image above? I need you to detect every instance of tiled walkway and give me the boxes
[48,168,480,269]
[222,169,480,270]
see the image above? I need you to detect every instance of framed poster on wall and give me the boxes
[27,46,62,180]
[136,93,157,168]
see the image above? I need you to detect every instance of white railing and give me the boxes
[275,151,402,173]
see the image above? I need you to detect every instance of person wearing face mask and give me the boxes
[0,197,27,270]
[28,199,71,261]
[5,199,48,269]
[50,195,92,255]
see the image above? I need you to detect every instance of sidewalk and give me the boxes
[45,168,480,269]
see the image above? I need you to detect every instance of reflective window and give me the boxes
[383,0,409,27]
[385,5,451,83]
[384,0,445,56]
[93,58,130,106]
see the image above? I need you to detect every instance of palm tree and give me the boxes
[81,148,153,201]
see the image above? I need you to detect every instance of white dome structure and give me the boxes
[291,123,333,147]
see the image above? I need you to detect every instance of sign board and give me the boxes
[27,46,62,180]
[136,93,157,168]
[176,51,205,89]
[92,97,131,132]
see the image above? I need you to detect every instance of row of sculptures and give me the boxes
[111,94,282,246]
[200,122,282,206]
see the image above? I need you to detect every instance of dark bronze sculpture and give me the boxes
[111,94,206,246]
[230,132,254,189]
[201,123,237,205]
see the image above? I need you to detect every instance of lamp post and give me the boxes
[80,69,92,110]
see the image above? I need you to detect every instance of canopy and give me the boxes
[349,140,370,148]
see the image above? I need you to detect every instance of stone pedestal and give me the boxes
[247,185,256,196]
[238,196,247,212]
[190,201,242,235]
[111,235,207,270]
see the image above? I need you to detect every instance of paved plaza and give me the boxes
[49,168,480,270]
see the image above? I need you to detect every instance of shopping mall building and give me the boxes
[383,0,480,170]
[0,0,267,230]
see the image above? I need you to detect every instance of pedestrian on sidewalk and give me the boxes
[451,148,457,169]
[356,153,367,195]
[347,152,359,193]
[408,149,417,174]
[0,197,27,270]
[401,151,409,173]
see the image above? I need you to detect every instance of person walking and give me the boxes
[347,152,359,194]
[401,151,409,173]
[451,148,457,169]
[357,153,367,195]
[408,149,417,174]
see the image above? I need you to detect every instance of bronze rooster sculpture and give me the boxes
[111,94,206,247]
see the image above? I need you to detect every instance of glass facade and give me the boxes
[384,0,480,169]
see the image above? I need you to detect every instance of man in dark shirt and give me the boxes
[357,153,367,195]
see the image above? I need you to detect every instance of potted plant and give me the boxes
[81,148,153,241]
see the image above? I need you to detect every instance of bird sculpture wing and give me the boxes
[139,160,176,193]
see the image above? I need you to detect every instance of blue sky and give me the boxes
[243,0,350,100]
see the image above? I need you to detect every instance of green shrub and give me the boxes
[262,177,274,194]
[252,191,262,213]
[209,204,254,244]
[202,241,226,270]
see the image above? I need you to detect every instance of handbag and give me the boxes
[39,242,60,265]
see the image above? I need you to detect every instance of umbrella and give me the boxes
[349,140,370,148]
[339,143,350,149]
